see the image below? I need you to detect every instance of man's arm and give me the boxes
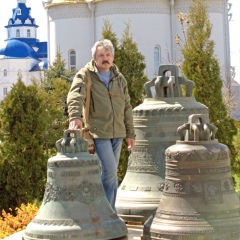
[67,71,87,124]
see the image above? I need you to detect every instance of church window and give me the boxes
[27,29,31,37]
[3,88,8,96]
[8,30,10,39]
[69,50,76,71]
[3,70,7,77]
[17,9,21,15]
[154,46,161,75]
[16,29,20,38]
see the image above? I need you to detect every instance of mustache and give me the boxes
[102,60,110,64]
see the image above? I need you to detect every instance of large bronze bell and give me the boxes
[24,130,127,240]
[142,114,240,240]
[116,65,209,222]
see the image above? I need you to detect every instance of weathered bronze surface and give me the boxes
[142,114,240,240]
[24,130,127,240]
[116,65,209,222]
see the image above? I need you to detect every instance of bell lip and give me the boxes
[175,139,219,144]
[143,96,196,101]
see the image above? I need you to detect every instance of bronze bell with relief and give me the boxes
[142,114,240,240]
[24,129,127,240]
[116,65,209,222]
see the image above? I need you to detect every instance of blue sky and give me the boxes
[0,0,239,81]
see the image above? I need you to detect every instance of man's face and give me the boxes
[94,47,114,72]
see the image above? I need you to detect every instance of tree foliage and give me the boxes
[176,0,238,174]
[46,78,70,155]
[41,51,72,155]
[0,77,48,212]
[44,48,74,87]
[233,121,240,193]
[39,78,70,156]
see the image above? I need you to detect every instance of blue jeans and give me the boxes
[94,138,123,211]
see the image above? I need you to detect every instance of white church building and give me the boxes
[0,0,47,101]
[43,0,232,83]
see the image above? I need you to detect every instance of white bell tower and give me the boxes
[6,0,38,40]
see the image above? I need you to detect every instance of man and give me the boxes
[67,39,135,211]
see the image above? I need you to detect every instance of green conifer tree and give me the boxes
[44,48,75,88]
[41,50,72,155]
[177,0,238,174]
[0,76,48,212]
[41,78,71,156]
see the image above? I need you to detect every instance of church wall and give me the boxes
[47,0,173,79]
[49,18,92,69]
[0,58,41,101]
[0,59,38,77]
[48,21,56,64]
[46,0,229,82]
[210,12,227,77]
[48,4,92,68]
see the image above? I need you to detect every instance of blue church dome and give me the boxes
[0,39,37,59]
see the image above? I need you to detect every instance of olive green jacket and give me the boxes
[67,60,135,139]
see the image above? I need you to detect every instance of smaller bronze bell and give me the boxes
[142,114,240,240]
[24,129,127,240]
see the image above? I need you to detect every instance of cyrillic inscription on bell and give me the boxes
[24,130,127,240]
[142,114,240,240]
[116,65,209,222]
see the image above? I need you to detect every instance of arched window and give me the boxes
[16,29,20,38]
[3,88,8,96]
[154,46,161,75]
[27,29,31,37]
[69,50,76,71]
[8,30,10,39]
[17,9,21,15]
[3,69,7,77]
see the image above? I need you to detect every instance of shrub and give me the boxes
[0,78,48,211]
[0,203,38,238]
